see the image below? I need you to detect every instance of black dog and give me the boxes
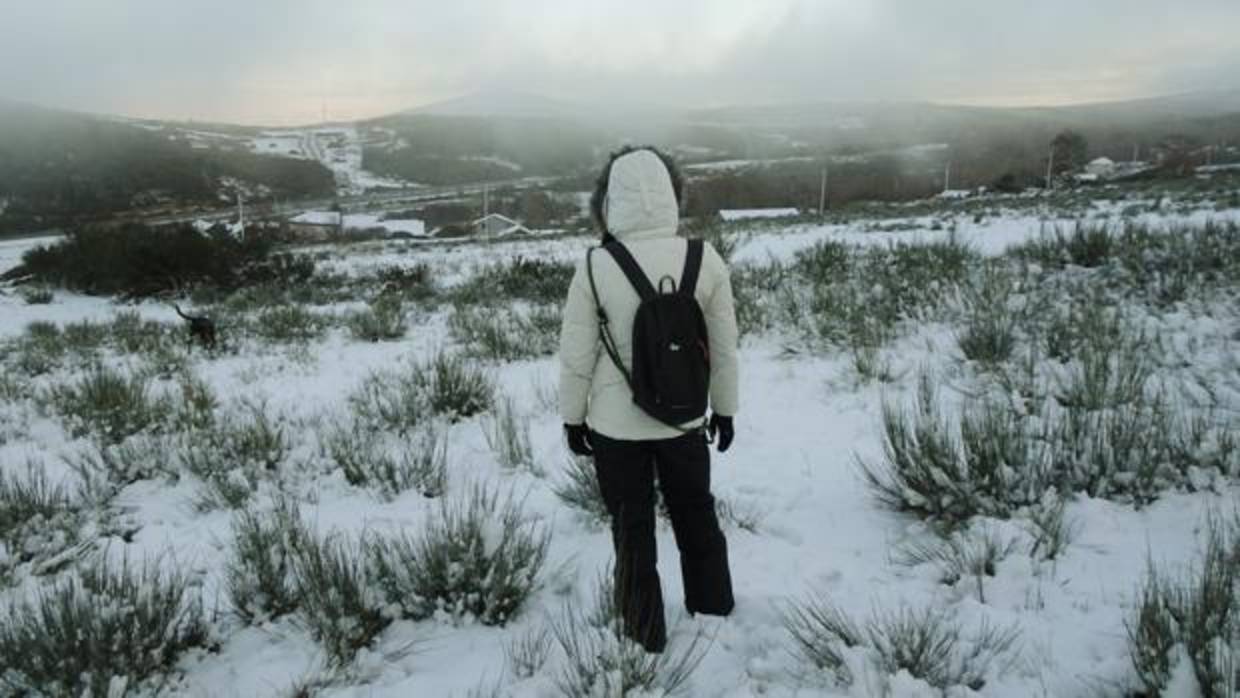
[174,304,217,350]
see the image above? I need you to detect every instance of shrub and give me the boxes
[415,352,495,420]
[454,257,574,306]
[349,353,494,432]
[226,497,308,623]
[20,287,53,305]
[0,557,210,696]
[784,593,1019,692]
[1012,224,1114,269]
[506,623,554,680]
[65,434,180,496]
[367,484,549,625]
[12,321,66,376]
[1052,324,1152,411]
[109,310,172,355]
[324,422,448,499]
[484,398,540,475]
[62,319,110,357]
[790,237,977,352]
[347,296,408,342]
[1128,515,1240,697]
[180,401,288,510]
[957,265,1020,365]
[860,377,1048,523]
[784,593,863,683]
[551,574,708,697]
[554,456,609,525]
[349,369,429,435]
[14,222,274,298]
[1022,491,1076,562]
[893,525,1018,603]
[254,305,329,344]
[292,529,390,667]
[448,303,560,360]
[0,462,79,574]
[48,365,169,443]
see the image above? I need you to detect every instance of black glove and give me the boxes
[565,423,594,457]
[708,414,734,453]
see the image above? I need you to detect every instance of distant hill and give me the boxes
[0,102,335,236]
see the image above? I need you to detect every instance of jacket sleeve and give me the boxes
[702,245,739,416]
[559,256,601,425]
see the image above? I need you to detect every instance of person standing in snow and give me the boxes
[558,146,739,653]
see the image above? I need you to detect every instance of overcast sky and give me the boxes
[2,0,1238,125]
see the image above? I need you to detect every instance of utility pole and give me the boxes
[944,162,952,193]
[483,185,489,219]
[236,193,246,241]
[818,165,828,216]
[1132,143,1140,163]
[1045,146,1056,191]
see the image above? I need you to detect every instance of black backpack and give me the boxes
[587,239,710,429]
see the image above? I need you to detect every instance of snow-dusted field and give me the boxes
[1,191,1239,697]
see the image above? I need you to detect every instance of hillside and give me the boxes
[0,102,336,237]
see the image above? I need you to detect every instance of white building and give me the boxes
[472,213,531,238]
[1085,157,1117,178]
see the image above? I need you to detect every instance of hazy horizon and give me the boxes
[3,0,1239,126]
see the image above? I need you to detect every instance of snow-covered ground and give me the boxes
[2,193,1239,697]
[247,126,414,195]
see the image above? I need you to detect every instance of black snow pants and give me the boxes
[591,429,735,653]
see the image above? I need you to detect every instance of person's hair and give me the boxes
[590,145,685,239]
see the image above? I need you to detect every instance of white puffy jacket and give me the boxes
[558,150,739,441]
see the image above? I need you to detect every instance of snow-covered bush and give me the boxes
[109,309,174,355]
[787,237,977,352]
[0,462,80,579]
[292,529,389,667]
[226,496,307,623]
[1128,514,1240,697]
[551,574,708,697]
[366,483,549,626]
[553,455,609,525]
[20,286,53,305]
[783,593,1019,692]
[452,256,574,306]
[957,263,1020,365]
[0,557,210,696]
[860,377,1049,523]
[414,351,495,420]
[350,352,494,433]
[181,400,289,510]
[66,433,180,496]
[47,364,170,443]
[1012,223,1115,269]
[484,398,540,475]
[347,296,407,342]
[894,524,1018,603]
[448,303,560,360]
[1052,325,1152,411]
[324,421,447,499]
[505,623,553,680]
[254,304,330,344]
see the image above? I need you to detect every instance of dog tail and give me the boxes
[173,304,205,322]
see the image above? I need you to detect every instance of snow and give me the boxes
[2,190,1239,697]
[719,208,800,221]
[246,126,416,195]
[290,211,427,237]
[1197,162,1240,173]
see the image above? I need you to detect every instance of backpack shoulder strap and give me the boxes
[680,239,704,297]
[603,241,658,302]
